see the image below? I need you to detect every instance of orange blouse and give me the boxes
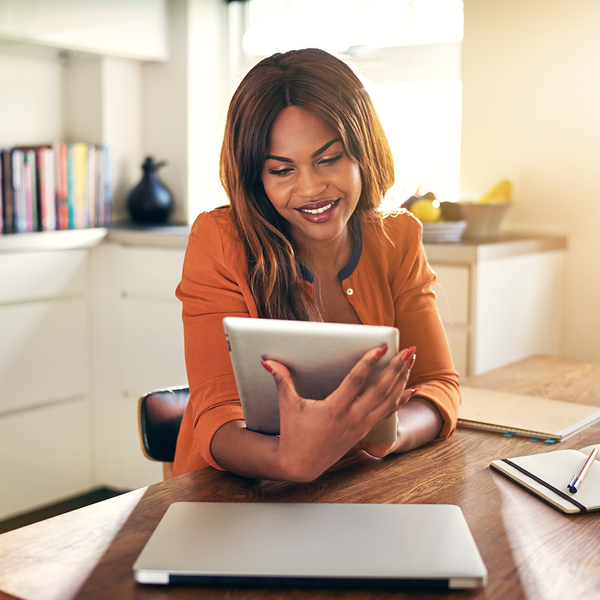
[172,207,460,477]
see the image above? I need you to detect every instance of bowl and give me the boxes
[458,202,512,240]
[421,220,467,243]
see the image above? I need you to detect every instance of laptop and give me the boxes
[222,317,399,443]
[133,502,487,590]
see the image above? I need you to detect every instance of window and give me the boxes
[236,0,464,203]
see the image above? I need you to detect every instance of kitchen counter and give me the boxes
[0,225,567,264]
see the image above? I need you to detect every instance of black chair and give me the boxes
[138,386,190,479]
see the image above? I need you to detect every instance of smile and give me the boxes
[297,200,338,214]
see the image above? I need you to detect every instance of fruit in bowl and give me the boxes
[402,193,467,242]
[410,199,442,222]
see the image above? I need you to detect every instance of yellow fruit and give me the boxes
[478,179,513,203]
[411,199,442,222]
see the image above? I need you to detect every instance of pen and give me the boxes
[567,447,598,494]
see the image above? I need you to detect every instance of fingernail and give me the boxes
[375,344,388,359]
[409,388,419,398]
[261,360,274,374]
[401,346,416,362]
[406,352,416,370]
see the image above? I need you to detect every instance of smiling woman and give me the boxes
[172,48,460,483]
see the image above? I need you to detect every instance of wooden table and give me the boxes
[1,355,600,600]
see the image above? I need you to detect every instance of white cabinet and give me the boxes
[91,242,186,490]
[0,0,167,61]
[0,248,93,520]
[427,238,565,378]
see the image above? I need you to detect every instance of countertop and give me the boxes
[0,224,567,263]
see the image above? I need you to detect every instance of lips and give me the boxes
[296,199,338,215]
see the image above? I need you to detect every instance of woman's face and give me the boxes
[261,106,362,248]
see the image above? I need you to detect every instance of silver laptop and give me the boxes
[222,317,399,443]
[134,502,487,590]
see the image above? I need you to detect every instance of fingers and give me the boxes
[333,344,390,407]
[261,359,299,405]
[353,346,417,423]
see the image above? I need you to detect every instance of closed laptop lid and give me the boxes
[134,502,487,590]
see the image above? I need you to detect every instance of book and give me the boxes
[54,142,69,230]
[11,150,26,233]
[15,145,57,232]
[1,150,14,233]
[1,142,111,233]
[491,444,600,514]
[458,386,600,441]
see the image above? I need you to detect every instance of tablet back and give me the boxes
[134,502,488,590]
[223,317,399,443]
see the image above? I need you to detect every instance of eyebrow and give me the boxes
[265,137,343,163]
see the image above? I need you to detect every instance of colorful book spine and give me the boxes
[1,142,111,233]
[24,150,38,232]
[86,145,97,228]
[53,142,68,230]
[72,143,88,229]
[66,144,75,229]
[39,147,57,231]
[1,150,14,233]
[12,150,26,233]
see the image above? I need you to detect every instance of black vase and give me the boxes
[127,157,174,225]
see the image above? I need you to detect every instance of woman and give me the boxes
[172,48,459,481]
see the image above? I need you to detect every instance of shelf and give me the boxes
[0,228,107,253]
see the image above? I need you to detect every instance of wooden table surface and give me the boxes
[1,355,600,600]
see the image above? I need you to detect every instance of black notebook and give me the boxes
[491,444,600,514]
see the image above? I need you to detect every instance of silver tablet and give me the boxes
[222,317,399,443]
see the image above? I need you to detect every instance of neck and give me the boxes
[295,226,353,278]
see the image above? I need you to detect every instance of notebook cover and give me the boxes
[458,387,600,440]
[490,445,600,514]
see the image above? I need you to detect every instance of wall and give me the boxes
[0,48,64,145]
[142,0,230,225]
[460,0,600,362]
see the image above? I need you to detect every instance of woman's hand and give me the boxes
[262,344,416,482]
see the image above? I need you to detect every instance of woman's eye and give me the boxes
[268,168,293,177]
[319,153,343,166]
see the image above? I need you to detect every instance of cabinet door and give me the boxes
[34,0,167,60]
[0,298,90,414]
[0,249,87,305]
[431,265,470,325]
[0,399,93,520]
[0,0,35,38]
[430,264,470,377]
[0,0,167,60]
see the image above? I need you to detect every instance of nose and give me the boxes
[295,167,327,199]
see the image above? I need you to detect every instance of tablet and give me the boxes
[222,317,399,443]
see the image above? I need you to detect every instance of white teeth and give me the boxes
[300,201,335,214]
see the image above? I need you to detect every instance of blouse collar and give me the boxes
[299,213,362,283]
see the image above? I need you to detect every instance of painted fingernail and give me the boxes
[406,352,416,370]
[409,388,419,398]
[261,360,274,374]
[401,346,416,362]
[375,344,388,359]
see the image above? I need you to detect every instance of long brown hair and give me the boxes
[219,48,394,320]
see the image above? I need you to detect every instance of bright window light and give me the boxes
[243,0,463,57]
[369,80,463,204]
[238,0,464,206]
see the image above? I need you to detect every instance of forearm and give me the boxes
[211,420,289,480]
[393,397,444,453]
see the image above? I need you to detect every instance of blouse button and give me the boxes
[346,288,354,296]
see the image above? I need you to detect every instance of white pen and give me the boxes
[567,447,598,494]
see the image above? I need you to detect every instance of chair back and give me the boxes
[138,386,189,477]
